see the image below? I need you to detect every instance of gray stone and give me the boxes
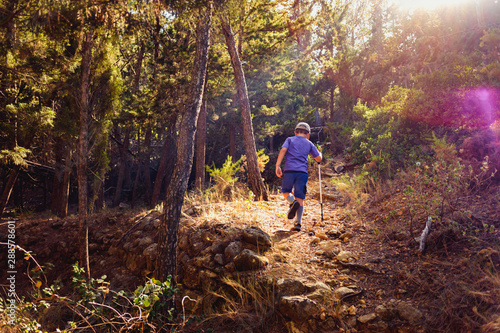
[224,241,243,262]
[397,302,423,323]
[138,236,153,248]
[306,288,331,302]
[276,278,307,296]
[304,281,331,293]
[279,296,319,322]
[358,313,377,324]
[334,287,356,299]
[242,226,272,251]
[375,304,394,321]
[233,249,269,271]
[142,243,158,259]
[214,253,224,265]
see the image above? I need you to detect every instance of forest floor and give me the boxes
[1,161,500,332]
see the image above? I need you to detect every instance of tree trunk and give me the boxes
[78,29,94,281]
[132,129,141,206]
[113,125,131,207]
[156,4,212,287]
[143,124,152,203]
[0,165,21,217]
[150,113,177,208]
[131,42,146,205]
[195,88,207,191]
[221,15,268,201]
[51,139,71,218]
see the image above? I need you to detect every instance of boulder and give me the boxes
[224,241,244,262]
[279,296,319,322]
[242,227,272,251]
[276,278,307,296]
[233,249,269,271]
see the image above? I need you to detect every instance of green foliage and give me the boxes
[206,155,243,192]
[71,263,110,303]
[0,146,31,166]
[133,277,177,320]
[349,87,426,178]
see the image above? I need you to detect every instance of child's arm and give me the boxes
[314,152,323,164]
[275,147,287,178]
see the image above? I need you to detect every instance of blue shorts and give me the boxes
[281,172,308,199]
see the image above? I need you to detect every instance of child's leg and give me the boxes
[283,193,295,204]
[293,174,308,226]
[281,173,296,204]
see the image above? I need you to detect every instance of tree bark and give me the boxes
[143,124,153,203]
[78,29,94,281]
[221,15,268,201]
[150,113,177,208]
[0,164,21,217]
[51,139,71,218]
[113,125,131,207]
[195,88,207,191]
[156,4,212,287]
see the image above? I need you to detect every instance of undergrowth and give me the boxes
[330,134,500,332]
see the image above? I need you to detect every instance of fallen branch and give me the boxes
[415,216,433,253]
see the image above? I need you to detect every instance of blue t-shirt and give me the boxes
[282,136,320,173]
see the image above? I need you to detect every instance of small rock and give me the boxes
[334,287,356,299]
[326,229,341,237]
[118,202,130,209]
[375,304,394,321]
[339,231,353,239]
[214,253,224,265]
[336,251,353,262]
[358,313,377,324]
[319,240,341,257]
[277,244,292,251]
[397,302,423,323]
[348,305,357,315]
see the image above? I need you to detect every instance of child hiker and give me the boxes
[275,122,322,231]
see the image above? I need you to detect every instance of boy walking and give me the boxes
[275,122,322,231]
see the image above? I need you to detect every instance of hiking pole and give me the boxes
[316,127,324,222]
[318,160,324,221]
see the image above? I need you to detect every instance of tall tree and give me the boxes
[77,29,95,280]
[221,13,268,201]
[195,82,208,191]
[156,3,213,285]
